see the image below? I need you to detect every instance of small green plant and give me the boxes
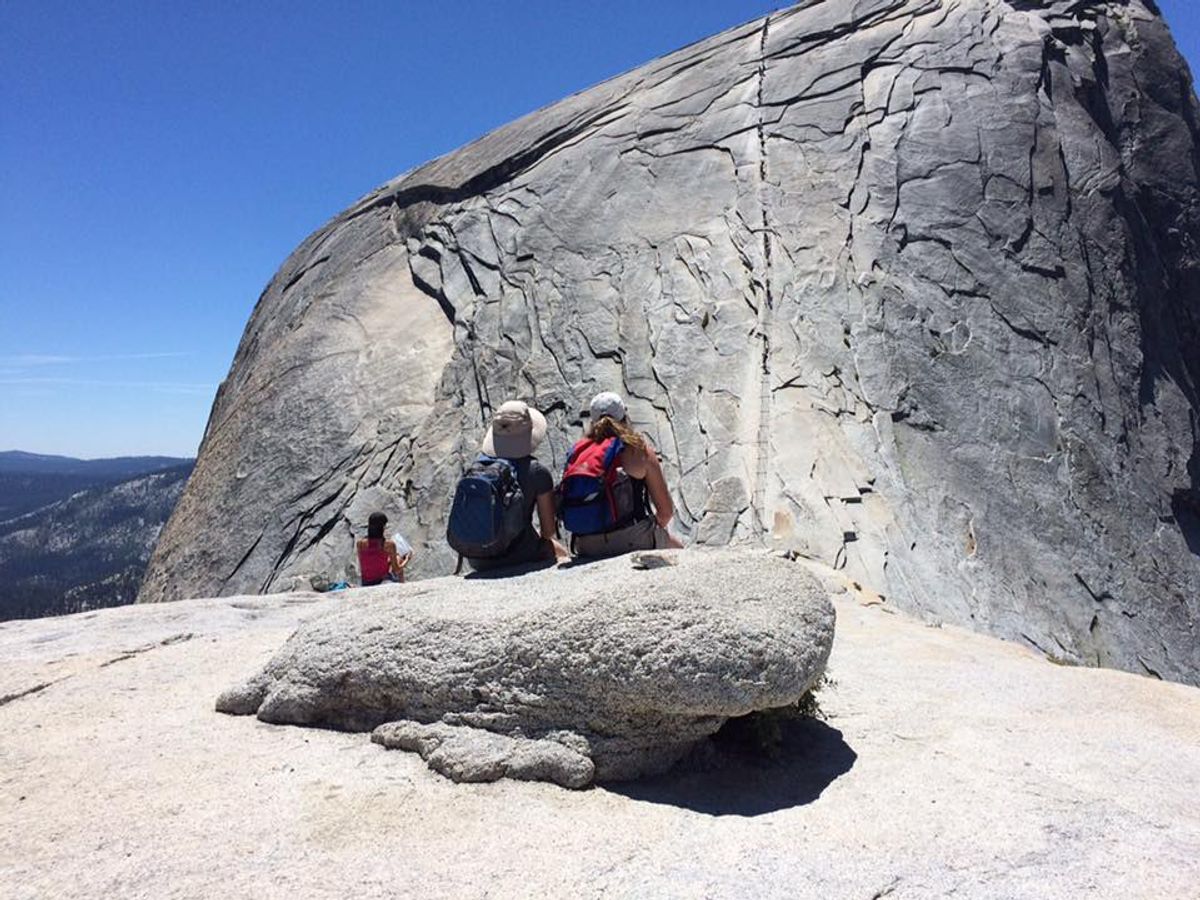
[795,673,833,721]
[713,673,834,760]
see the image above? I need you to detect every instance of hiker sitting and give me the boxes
[357,512,411,586]
[561,391,684,559]
[447,400,569,573]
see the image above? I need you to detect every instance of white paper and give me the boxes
[392,532,412,556]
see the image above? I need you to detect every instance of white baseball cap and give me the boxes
[589,391,627,422]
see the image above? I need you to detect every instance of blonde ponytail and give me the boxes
[588,416,647,454]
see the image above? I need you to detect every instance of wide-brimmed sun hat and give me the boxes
[482,400,547,458]
[589,391,627,423]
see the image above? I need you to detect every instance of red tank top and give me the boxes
[358,539,390,583]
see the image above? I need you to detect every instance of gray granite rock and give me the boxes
[371,721,597,789]
[6,567,1200,897]
[144,1,1200,685]
[215,551,834,786]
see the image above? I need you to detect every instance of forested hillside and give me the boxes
[0,463,193,620]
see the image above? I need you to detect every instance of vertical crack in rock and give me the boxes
[221,529,265,590]
[752,13,776,539]
[409,243,458,327]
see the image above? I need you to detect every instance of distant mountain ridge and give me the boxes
[0,462,194,620]
[0,450,191,476]
[0,451,194,621]
[0,451,193,522]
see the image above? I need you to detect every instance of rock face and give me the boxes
[142,1,1200,684]
[216,551,835,787]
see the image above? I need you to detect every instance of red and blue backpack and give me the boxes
[557,436,637,536]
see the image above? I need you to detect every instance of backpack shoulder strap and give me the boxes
[476,453,518,477]
[600,436,624,471]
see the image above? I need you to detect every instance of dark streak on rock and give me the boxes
[0,679,64,707]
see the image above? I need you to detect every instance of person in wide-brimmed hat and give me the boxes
[481,399,548,458]
[462,400,567,572]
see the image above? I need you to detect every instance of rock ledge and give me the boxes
[217,550,834,786]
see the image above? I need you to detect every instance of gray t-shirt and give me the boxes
[509,456,555,533]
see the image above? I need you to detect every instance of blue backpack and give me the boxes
[446,455,528,560]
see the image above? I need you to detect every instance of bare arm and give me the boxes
[385,541,410,581]
[621,443,674,528]
[642,450,675,528]
[536,491,570,561]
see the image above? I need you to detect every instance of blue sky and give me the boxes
[1,1,1197,459]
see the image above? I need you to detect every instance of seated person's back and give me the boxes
[570,392,684,558]
[357,511,411,585]
[454,400,568,572]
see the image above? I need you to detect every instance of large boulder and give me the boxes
[143,0,1200,685]
[216,550,835,787]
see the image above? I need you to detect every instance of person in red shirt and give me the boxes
[356,512,411,586]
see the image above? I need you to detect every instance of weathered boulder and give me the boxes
[216,551,834,787]
[144,0,1200,685]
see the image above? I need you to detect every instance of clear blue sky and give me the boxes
[2,1,1197,458]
